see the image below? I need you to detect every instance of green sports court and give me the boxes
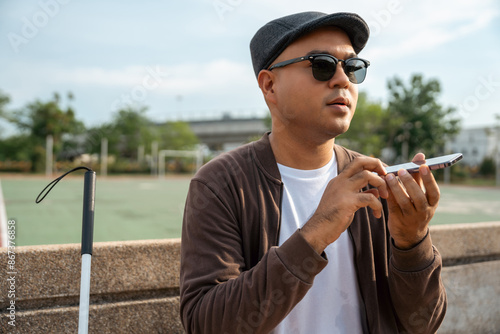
[1,175,191,246]
[1,175,500,246]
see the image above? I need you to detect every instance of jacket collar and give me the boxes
[252,132,354,182]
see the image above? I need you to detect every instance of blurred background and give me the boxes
[1,0,499,246]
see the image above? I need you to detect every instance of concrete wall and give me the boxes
[0,239,183,333]
[1,222,499,333]
[431,222,500,334]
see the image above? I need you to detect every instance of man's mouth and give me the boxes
[327,97,349,107]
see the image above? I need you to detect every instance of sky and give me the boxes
[1,0,499,137]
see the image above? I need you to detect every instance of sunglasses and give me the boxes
[268,54,370,84]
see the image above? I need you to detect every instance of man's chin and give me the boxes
[326,122,351,138]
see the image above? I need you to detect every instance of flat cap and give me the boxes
[250,11,369,78]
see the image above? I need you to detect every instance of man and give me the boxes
[180,11,446,334]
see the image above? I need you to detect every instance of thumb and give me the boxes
[412,153,425,163]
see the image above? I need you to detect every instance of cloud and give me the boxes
[43,59,256,96]
[157,59,256,95]
[365,0,499,60]
[50,66,149,86]
[1,0,498,128]
[200,0,499,65]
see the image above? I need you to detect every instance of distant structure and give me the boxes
[188,114,269,151]
[447,126,499,166]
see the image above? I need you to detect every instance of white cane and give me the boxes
[78,170,96,334]
[36,167,97,334]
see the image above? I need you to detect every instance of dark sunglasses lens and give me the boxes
[344,59,367,84]
[311,57,336,81]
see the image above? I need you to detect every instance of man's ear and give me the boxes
[258,70,277,105]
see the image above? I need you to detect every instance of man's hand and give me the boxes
[385,153,440,250]
[301,156,389,254]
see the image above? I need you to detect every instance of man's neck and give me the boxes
[269,131,335,170]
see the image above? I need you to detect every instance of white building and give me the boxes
[447,126,499,167]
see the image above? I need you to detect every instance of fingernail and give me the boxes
[386,173,395,181]
[421,165,429,175]
[398,169,407,177]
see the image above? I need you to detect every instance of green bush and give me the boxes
[107,160,150,174]
[479,157,496,177]
[0,161,32,173]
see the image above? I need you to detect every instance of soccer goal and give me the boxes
[157,149,204,178]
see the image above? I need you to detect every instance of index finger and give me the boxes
[420,165,440,206]
[412,153,425,187]
[343,156,387,178]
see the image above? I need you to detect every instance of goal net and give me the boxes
[157,149,204,178]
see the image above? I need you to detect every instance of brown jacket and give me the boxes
[180,133,446,334]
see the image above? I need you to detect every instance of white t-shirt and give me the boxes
[271,153,368,334]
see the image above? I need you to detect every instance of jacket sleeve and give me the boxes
[180,179,328,334]
[388,229,447,334]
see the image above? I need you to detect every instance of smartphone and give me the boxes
[385,153,463,175]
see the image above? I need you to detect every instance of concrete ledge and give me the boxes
[1,296,182,334]
[1,238,182,332]
[0,238,180,310]
[430,222,500,265]
[1,223,499,333]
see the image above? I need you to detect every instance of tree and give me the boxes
[384,74,461,163]
[336,91,385,157]
[86,106,154,159]
[157,121,199,150]
[0,90,9,118]
[479,156,495,177]
[85,122,116,156]
[86,107,199,160]
[7,92,84,171]
[0,134,32,161]
[0,90,11,136]
[112,106,155,159]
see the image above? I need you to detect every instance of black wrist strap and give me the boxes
[35,166,92,203]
